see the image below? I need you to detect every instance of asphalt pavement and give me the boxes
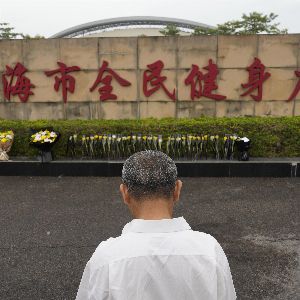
[0,177,299,300]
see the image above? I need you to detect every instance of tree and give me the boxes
[1,22,44,39]
[22,34,45,39]
[193,12,288,35]
[0,22,22,39]
[159,24,180,36]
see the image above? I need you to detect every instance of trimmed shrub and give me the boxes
[0,117,299,158]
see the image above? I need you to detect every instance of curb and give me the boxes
[0,161,299,177]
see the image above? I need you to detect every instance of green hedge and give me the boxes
[0,117,299,158]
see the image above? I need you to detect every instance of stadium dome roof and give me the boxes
[50,16,214,38]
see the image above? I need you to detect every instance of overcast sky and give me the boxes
[1,0,299,37]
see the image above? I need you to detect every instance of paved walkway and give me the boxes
[0,177,299,300]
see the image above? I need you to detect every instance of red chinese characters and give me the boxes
[2,62,35,102]
[185,59,226,101]
[90,60,131,101]
[143,60,176,101]
[5,57,300,105]
[288,70,300,101]
[45,62,81,103]
[241,57,271,101]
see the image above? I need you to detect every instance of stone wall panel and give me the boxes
[263,68,297,101]
[178,36,217,69]
[67,71,98,102]
[258,35,299,68]
[65,102,91,119]
[254,100,294,116]
[26,102,64,120]
[218,35,258,69]
[99,101,138,119]
[23,39,59,70]
[0,102,27,119]
[218,69,250,101]
[26,72,62,102]
[139,101,176,118]
[294,101,300,116]
[216,101,255,117]
[98,37,137,70]
[177,101,216,118]
[0,40,23,71]
[138,37,177,69]
[60,38,98,70]
[0,35,298,119]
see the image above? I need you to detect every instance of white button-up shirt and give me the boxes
[76,217,236,300]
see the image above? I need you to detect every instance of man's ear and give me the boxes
[120,183,130,206]
[173,179,182,203]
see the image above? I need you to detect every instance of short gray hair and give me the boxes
[122,150,178,201]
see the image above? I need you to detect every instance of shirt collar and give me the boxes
[122,217,191,234]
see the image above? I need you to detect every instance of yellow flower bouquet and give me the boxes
[0,130,14,161]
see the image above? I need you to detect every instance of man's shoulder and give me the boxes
[88,229,223,269]
[89,233,137,268]
[89,236,119,267]
[180,229,217,241]
[169,229,221,254]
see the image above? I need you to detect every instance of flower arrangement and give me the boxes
[236,137,251,161]
[30,129,60,162]
[66,133,163,159]
[0,130,14,161]
[166,134,213,160]
[210,135,220,160]
[223,134,238,160]
[30,130,58,144]
[66,132,250,161]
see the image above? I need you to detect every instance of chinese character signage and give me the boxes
[0,36,299,119]
[2,58,299,103]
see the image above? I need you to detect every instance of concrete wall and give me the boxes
[0,35,299,120]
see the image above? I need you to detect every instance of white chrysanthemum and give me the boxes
[240,137,250,142]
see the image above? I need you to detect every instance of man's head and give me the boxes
[120,150,182,219]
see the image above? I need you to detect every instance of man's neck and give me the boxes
[132,199,173,220]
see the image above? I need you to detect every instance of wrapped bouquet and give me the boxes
[30,129,60,162]
[0,130,14,161]
[236,137,251,161]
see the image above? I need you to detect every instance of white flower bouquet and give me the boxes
[30,130,58,145]
[0,130,14,161]
[30,129,60,162]
[236,137,251,161]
